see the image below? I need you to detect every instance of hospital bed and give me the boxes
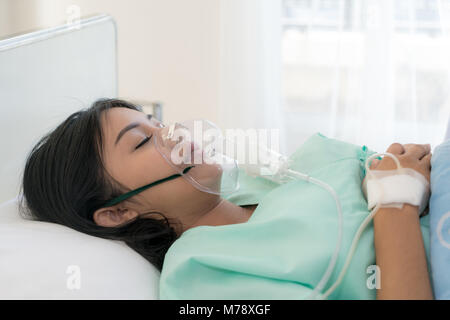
[0,15,449,300]
[0,15,160,299]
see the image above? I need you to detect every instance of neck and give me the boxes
[184,199,254,233]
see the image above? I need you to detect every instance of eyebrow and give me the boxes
[114,114,154,146]
[115,122,140,146]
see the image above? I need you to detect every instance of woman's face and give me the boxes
[93,107,222,233]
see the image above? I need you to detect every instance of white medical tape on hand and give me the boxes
[362,153,430,215]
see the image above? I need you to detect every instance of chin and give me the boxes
[190,163,223,192]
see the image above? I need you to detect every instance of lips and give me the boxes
[190,142,206,164]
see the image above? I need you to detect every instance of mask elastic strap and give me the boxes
[101,166,195,208]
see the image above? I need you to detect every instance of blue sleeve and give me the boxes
[429,139,450,299]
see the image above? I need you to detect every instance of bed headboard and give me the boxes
[0,15,117,204]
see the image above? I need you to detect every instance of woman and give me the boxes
[20,98,433,299]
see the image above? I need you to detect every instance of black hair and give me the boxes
[19,98,180,271]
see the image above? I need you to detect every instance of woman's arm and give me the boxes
[374,204,433,300]
[367,142,433,300]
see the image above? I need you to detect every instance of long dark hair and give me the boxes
[19,98,180,271]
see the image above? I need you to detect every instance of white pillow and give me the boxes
[0,197,160,299]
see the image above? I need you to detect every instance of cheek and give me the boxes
[109,148,176,190]
[142,177,201,209]
[135,153,178,188]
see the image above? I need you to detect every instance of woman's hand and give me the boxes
[371,143,434,299]
[364,142,432,216]
[368,142,432,183]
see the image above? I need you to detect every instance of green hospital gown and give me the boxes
[159,132,431,300]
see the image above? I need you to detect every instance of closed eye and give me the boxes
[135,135,152,150]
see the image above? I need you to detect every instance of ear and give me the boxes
[93,206,140,227]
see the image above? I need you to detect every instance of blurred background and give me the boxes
[1,0,450,155]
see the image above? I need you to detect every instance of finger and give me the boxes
[404,144,431,160]
[421,153,432,167]
[386,143,405,155]
[406,142,431,152]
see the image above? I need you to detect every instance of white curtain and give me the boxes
[282,0,450,154]
[219,0,287,155]
[219,0,450,156]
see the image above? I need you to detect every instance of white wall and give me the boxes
[0,0,221,124]
[0,1,8,37]
[0,1,43,39]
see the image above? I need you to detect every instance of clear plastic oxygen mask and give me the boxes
[154,119,240,196]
